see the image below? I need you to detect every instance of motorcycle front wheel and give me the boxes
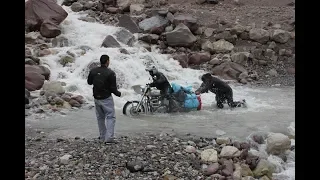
[122,101,146,116]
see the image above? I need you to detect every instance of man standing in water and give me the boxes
[87,55,121,144]
[195,73,245,109]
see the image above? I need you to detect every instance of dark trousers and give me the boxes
[215,90,242,109]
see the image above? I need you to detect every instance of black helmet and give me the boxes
[201,73,212,82]
[145,66,158,75]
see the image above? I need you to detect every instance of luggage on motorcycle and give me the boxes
[171,83,192,93]
[184,93,199,109]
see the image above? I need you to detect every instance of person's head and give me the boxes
[201,73,212,82]
[146,66,158,76]
[100,55,110,67]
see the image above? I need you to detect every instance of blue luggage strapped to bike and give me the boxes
[171,83,199,109]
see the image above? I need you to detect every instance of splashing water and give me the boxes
[31,4,283,112]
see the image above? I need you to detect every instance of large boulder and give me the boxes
[249,28,270,44]
[25,0,68,38]
[25,65,50,80]
[172,54,188,68]
[101,35,121,48]
[231,52,253,66]
[42,81,65,95]
[138,15,169,32]
[117,0,131,11]
[266,133,291,155]
[25,67,46,92]
[271,29,290,44]
[188,52,211,65]
[201,40,214,53]
[114,28,135,46]
[253,159,275,179]
[212,39,234,53]
[211,62,247,80]
[117,15,140,33]
[138,34,159,44]
[165,23,197,47]
[200,149,218,163]
[172,14,198,33]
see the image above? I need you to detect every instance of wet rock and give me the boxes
[166,23,197,47]
[114,28,135,46]
[212,39,234,53]
[59,55,75,66]
[71,2,83,12]
[172,14,198,33]
[266,133,291,155]
[42,81,65,95]
[120,48,130,54]
[172,54,188,68]
[138,34,159,44]
[101,35,121,48]
[138,15,168,32]
[241,164,253,177]
[253,159,274,179]
[231,52,253,66]
[62,0,77,6]
[240,142,250,150]
[40,20,62,38]
[130,4,144,15]
[25,48,32,57]
[105,7,120,14]
[216,137,231,145]
[63,101,72,109]
[188,52,211,65]
[117,0,131,12]
[37,49,51,57]
[61,94,71,102]
[118,15,140,33]
[52,36,69,47]
[233,163,242,180]
[165,25,173,32]
[25,58,37,65]
[201,40,214,53]
[68,99,81,107]
[54,97,64,106]
[150,26,165,35]
[203,163,219,176]
[25,69,46,91]
[271,29,290,44]
[71,95,85,104]
[209,58,221,66]
[126,160,144,172]
[220,146,241,158]
[78,16,96,23]
[201,149,218,163]
[221,159,234,176]
[249,28,270,44]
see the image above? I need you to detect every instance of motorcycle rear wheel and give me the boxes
[122,101,145,116]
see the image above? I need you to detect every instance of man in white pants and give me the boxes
[87,55,121,144]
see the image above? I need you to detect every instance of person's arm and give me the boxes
[87,71,94,85]
[195,82,210,94]
[108,71,121,97]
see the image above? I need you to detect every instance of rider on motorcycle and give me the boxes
[146,66,177,112]
[146,66,173,97]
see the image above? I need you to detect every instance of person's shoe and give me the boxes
[105,139,118,144]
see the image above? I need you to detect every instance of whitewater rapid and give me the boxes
[26,1,295,179]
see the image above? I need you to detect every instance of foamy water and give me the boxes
[26,1,294,179]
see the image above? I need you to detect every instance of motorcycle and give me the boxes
[122,83,202,116]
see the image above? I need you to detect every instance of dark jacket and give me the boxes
[196,76,232,95]
[87,65,121,99]
[149,71,171,92]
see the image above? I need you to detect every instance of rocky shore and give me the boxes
[25,127,295,180]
